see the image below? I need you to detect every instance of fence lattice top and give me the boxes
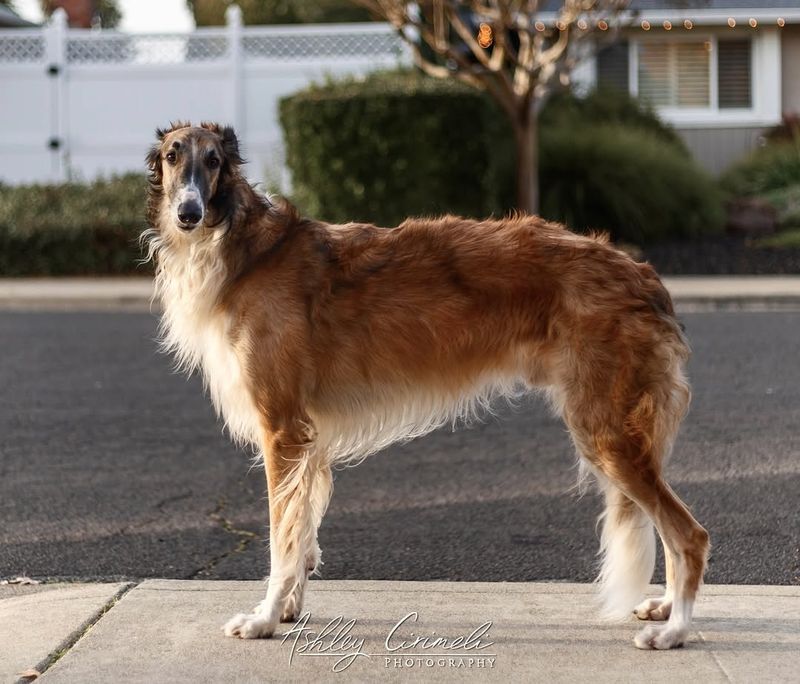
[242,30,402,60]
[0,24,405,65]
[0,34,44,63]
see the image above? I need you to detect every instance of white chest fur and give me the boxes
[195,315,262,447]
[156,241,262,448]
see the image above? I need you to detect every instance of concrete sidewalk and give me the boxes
[2,581,798,683]
[1,276,800,311]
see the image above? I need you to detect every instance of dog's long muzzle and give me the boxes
[175,183,205,230]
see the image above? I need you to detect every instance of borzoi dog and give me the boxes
[144,122,709,650]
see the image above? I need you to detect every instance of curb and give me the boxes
[1,277,799,311]
[662,276,800,311]
[0,278,154,311]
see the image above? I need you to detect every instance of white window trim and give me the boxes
[585,28,782,129]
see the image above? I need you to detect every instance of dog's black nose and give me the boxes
[177,202,202,228]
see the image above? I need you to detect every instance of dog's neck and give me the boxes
[144,179,293,372]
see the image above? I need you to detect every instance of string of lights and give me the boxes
[544,17,790,31]
[476,16,790,37]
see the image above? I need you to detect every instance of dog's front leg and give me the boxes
[276,455,332,623]
[223,419,320,639]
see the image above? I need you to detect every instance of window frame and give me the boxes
[591,27,782,129]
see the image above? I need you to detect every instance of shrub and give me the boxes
[761,184,800,230]
[0,174,147,276]
[539,124,724,244]
[540,88,689,155]
[280,70,506,226]
[720,141,800,197]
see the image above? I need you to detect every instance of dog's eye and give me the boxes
[207,157,220,169]
[165,151,177,164]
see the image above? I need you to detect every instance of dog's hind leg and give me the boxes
[634,533,674,621]
[563,354,708,649]
[223,418,322,639]
[595,480,656,621]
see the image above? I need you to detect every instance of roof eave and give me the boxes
[633,9,800,26]
[534,9,800,27]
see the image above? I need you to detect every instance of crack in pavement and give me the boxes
[15,582,138,684]
[187,497,261,579]
[114,490,195,538]
[154,490,194,513]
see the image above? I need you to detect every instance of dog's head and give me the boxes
[146,121,243,233]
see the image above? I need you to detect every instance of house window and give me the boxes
[596,42,629,93]
[639,40,711,107]
[718,40,752,108]
[596,37,753,111]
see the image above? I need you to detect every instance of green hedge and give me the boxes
[280,70,722,243]
[280,72,506,224]
[0,174,147,276]
[540,88,689,154]
[540,124,723,243]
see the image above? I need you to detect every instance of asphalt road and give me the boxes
[0,311,798,585]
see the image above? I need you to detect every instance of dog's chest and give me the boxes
[160,274,262,448]
[196,317,262,447]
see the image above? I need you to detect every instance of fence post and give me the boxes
[44,8,68,182]
[226,4,244,134]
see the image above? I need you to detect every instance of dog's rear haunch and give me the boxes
[144,122,709,650]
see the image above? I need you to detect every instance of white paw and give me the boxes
[222,612,276,639]
[634,597,672,621]
[634,623,688,650]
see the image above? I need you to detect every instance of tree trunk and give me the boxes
[514,109,539,215]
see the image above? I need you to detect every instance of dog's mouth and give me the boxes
[175,219,201,232]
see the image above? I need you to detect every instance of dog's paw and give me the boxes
[634,597,672,621]
[222,612,276,639]
[634,623,687,650]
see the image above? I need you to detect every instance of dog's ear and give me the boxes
[146,138,163,184]
[220,126,243,168]
[201,121,244,170]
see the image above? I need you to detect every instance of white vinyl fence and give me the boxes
[0,7,408,187]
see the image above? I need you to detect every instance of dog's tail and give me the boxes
[596,483,656,620]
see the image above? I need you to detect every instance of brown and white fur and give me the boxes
[144,122,709,650]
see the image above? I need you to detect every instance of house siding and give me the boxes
[674,127,766,175]
[781,25,800,113]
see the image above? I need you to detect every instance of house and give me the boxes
[587,2,800,174]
